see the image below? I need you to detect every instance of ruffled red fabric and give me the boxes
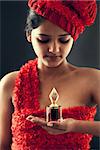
[11,58,97,150]
[28,0,97,41]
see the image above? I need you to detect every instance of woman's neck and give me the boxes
[37,58,70,77]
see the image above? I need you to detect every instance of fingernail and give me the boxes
[26,116,33,120]
[47,122,53,127]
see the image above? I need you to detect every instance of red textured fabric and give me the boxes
[11,58,97,150]
[28,0,97,41]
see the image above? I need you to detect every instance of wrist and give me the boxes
[71,120,100,136]
[70,119,80,132]
[67,118,77,132]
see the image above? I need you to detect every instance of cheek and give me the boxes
[31,39,46,50]
[63,42,73,55]
[31,39,39,49]
[33,46,42,56]
[31,40,46,56]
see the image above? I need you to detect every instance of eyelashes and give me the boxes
[37,38,70,44]
[37,39,49,43]
[59,39,70,44]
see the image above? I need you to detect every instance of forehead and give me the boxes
[32,20,69,36]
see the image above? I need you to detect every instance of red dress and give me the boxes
[11,58,97,150]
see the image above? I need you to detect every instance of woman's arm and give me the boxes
[26,115,100,136]
[72,69,100,136]
[91,69,100,106]
[0,72,17,150]
[72,120,100,136]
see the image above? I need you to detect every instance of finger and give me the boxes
[47,122,53,127]
[46,120,62,127]
[26,115,44,122]
[44,123,66,132]
[42,126,66,135]
[58,118,64,122]
[26,116,47,126]
[48,130,66,135]
[26,115,34,120]
[48,121,66,131]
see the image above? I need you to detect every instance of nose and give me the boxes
[48,41,60,53]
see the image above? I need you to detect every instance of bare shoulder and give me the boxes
[68,63,100,78]
[78,67,100,106]
[0,71,19,147]
[69,63,100,85]
[70,66,100,105]
[75,67,100,97]
[77,67,100,80]
[0,71,19,97]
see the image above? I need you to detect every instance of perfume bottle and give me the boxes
[46,88,63,122]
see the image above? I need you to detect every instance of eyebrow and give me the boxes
[38,33,69,37]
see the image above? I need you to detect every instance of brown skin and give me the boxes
[0,20,100,149]
[0,72,18,149]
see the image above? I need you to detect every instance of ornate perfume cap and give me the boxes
[49,88,59,107]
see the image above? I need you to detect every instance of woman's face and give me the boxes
[29,20,74,68]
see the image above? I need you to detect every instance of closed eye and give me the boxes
[59,38,70,43]
[37,38,50,43]
[37,37,70,44]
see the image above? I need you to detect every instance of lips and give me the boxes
[45,55,61,57]
[44,55,62,62]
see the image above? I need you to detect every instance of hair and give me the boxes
[25,9,45,37]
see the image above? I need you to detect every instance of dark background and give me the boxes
[0,1,100,149]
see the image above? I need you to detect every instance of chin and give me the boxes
[43,59,62,68]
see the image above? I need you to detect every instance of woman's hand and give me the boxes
[26,115,76,135]
[42,118,75,135]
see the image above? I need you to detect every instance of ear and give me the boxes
[27,35,32,43]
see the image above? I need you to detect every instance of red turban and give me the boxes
[28,0,97,41]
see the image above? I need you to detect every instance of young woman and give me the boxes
[0,0,100,149]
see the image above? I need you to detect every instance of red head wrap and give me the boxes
[28,0,97,41]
